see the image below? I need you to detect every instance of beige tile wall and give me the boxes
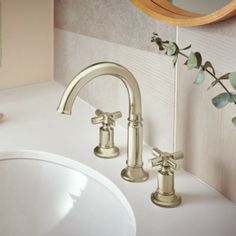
[0,0,54,89]
[176,22,236,204]
[54,0,175,52]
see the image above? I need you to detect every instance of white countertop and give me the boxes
[0,81,235,236]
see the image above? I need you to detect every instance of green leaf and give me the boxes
[166,42,178,56]
[212,92,230,108]
[185,52,202,70]
[207,80,218,90]
[232,117,236,126]
[207,73,229,90]
[194,52,202,68]
[229,71,236,89]
[203,61,215,75]
[194,69,205,84]
[172,55,178,67]
[220,73,230,80]
[228,94,236,103]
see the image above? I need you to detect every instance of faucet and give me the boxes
[57,62,149,182]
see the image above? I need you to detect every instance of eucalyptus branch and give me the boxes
[151,33,236,126]
[178,51,233,97]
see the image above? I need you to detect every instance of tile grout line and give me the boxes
[173,26,179,151]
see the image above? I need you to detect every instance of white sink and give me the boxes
[0,150,136,236]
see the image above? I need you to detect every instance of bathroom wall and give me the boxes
[0,0,53,89]
[54,0,176,151]
[54,1,236,204]
[176,18,236,204]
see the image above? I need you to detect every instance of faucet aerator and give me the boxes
[57,108,71,115]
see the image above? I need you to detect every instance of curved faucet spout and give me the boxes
[58,62,141,119]
[58,62,149,182]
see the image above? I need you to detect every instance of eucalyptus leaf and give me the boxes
[151,32,236,127]
[232,117,236,126]
[207,80,218,90]
[203,61,215,75]
[212,93,230,108]
[195,52,202,68]
[166,42,178,56]
[220,73,230,80]
[229,71,236,89]
[207,73,229,90]
[185,52,202,69]
[228,94,236,103]
[194,69,205,85]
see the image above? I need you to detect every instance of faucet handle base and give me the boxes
[151,190,181,208]
[121,166,149,182]
[94,146,119,159]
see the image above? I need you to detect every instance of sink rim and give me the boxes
[0,149,136,232]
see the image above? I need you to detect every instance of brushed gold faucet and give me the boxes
[150,147,184,207]
[91,109,122,158]
[57,62,149,182]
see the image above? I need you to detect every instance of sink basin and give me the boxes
[0,150,136,236]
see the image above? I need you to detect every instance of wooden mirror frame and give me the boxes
[131,0,236,26]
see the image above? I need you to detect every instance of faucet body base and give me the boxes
[121,166,149,182]
[151,190,181,208]
[94,146,119,158]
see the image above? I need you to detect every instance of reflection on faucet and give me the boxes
[57,62,149,182]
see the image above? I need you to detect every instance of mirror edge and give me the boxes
[131,0,236,27]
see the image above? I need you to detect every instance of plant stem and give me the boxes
[178,51,188,59]
[178,51,233,98]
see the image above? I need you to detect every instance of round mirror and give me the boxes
[172,0,232,15]
[132,0,236,26]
